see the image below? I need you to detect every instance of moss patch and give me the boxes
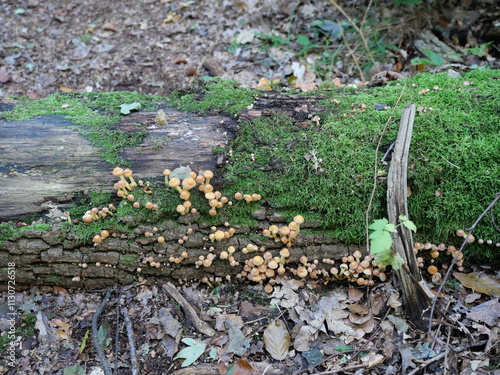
[169,79,255,116]
[217,69,500,253]
[3,91,168,166]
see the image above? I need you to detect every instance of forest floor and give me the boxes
[1,0,500,374]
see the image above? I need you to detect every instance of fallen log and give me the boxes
[0,106,238,221]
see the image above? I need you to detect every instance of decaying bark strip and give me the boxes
[386,104,429,328]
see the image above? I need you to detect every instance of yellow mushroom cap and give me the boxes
[293,215,305,225]
[205,192,215,200]
[203,170,214,180]
[427,265,438,275]
[83,214,93,223]
[297,267,308,278]
[163,169,171,176]
[169,177,181,188]
[214,230,225,241]
[252,255,264,266]
[280,248,290,257]
[112,167,124,177]
[176,204,186,213]
[182,177,196,190]
[235,192,243,200]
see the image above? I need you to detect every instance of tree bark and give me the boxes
[386,104,429,329]
[0,106,238,221]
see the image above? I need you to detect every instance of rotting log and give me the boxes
[387,104,429,329]
[0,105,238,221]
[0,218,361,291]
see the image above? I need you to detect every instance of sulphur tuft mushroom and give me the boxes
[113,167,132,190]
[123,168,137,188]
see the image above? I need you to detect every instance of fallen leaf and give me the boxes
[361,352,385,368]
[0,67,10,83]
[348,289,364,302]
[60,87,74,92]
[453,272,500,298]
[103,21,117,32]
[466,299,500,327]
[263,319,290,360]
[387,294,402,309]
[347,304,369,315]
[465,292,482,304]
[155,109,168,125]
[225,315,250,357]
[173,338,206,367]
[226,358,253,375]
[120,102,142,115]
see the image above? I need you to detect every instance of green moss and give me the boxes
[4,91,168,166]
[169,79,255,116]
[0,223,51,245]
[219,69,500,250]
[120,256,139,264]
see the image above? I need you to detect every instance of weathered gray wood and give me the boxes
[387,104,429,328]
[0,107,237,221]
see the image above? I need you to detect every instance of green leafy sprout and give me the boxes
[369,215,416,270]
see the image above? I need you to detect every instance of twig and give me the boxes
[113,287,123,375]
[122,309,139,375]
[162,282,216,336]
[92,290,113,375]
[337,21,366,83]
[427,192,500,334]
[331,0,380,74]
[365,81,408,252]
[381,142,395,163]
[407,339,488,375]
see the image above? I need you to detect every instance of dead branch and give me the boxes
[92,289,112,375]
[162,282,216,337]
[123,309,139,375]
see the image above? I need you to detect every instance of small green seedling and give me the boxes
[411,48,444,66]
[369,215,416,269]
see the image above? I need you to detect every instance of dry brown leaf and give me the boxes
[347,304,369,315]
[0,67,10,83]
[453,272,500,298]
[361,352,385,368]
[263,319,290,360]
[60,87,73,92]
[387,294,402,309]
[227,358,253,375]
[103,21,117,32]
[348,288,364,302]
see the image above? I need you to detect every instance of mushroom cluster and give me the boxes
[327,251,385,286]
[82,204,116,228]
[237,248,291,293]
[262,215,304,247]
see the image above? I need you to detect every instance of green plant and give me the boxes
[411,48,444,66]
[467,42,492,57]
[368,215,416,269]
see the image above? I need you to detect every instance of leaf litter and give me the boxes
[1,270,500,374]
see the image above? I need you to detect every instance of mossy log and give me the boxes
[0,105,238,221]
[0,218,360,291]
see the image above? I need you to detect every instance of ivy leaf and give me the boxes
[120,102,141,115]
[399,215,417,232]
[369,230,393,255]
[174,338,206,367]
[368,218,390,231]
